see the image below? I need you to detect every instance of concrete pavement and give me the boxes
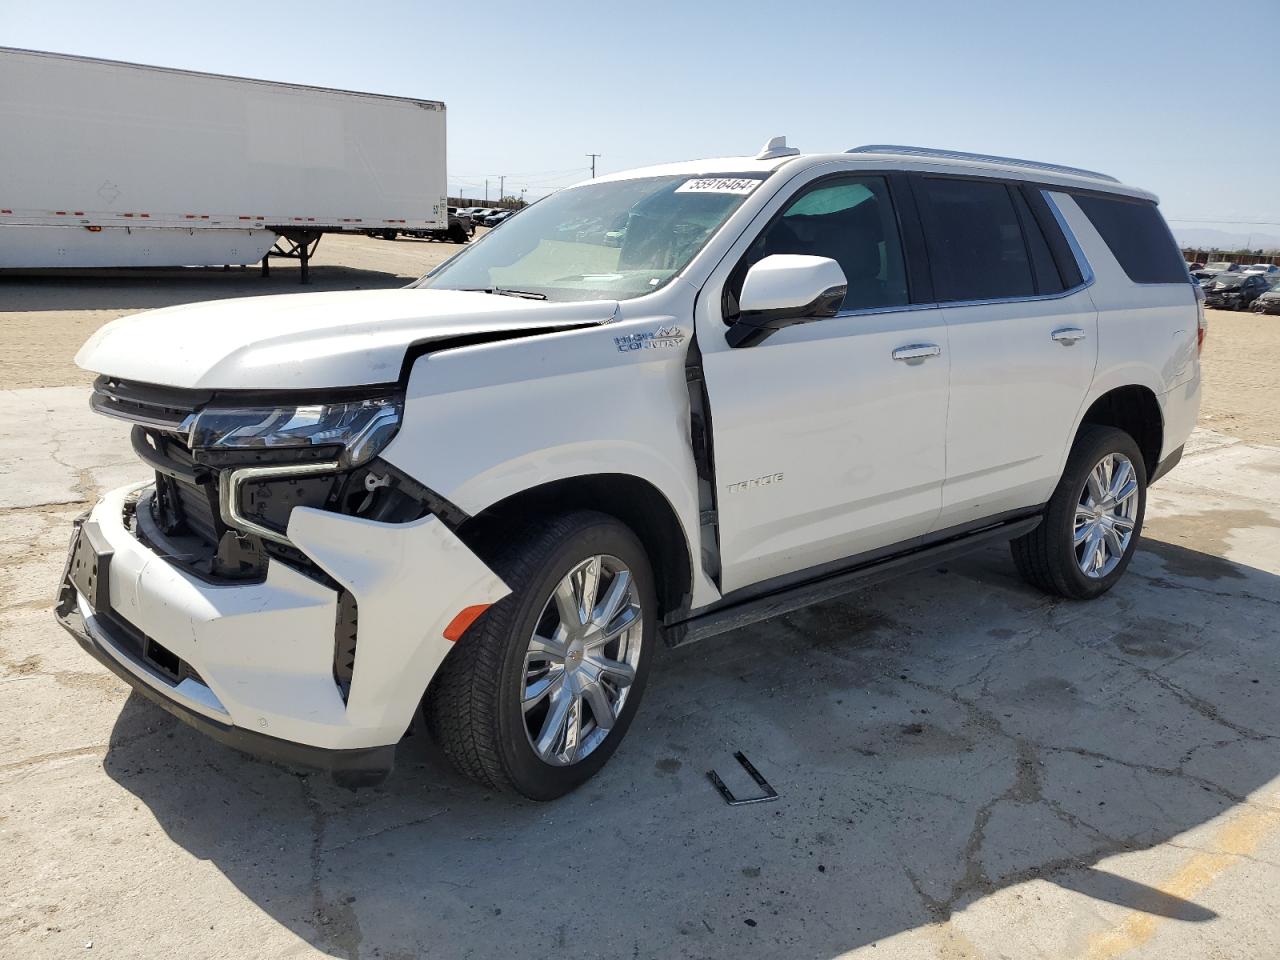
[2,384,1279,959]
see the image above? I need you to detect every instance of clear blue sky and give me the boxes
[4,0,1277,237]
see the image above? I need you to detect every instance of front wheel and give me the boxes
[425,511,655,799]
[1011,425,1147,599]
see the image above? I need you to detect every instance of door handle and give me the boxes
[1051,327,1087,345]
[891,343,941,362]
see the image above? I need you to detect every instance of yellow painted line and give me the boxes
[1083,803,1280,959]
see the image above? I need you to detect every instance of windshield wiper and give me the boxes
[461,287,547,300]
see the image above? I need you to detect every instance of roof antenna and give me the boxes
[755,135,800,160]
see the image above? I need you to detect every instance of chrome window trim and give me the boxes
[1041,189,1095,287]
[834,301,940,320]
[931,278,1095,311]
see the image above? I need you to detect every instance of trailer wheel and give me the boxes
[380,229,398,241]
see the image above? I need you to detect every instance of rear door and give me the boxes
[696,170,950,594]
[913,175,1099,530]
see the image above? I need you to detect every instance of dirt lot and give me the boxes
[2,241,1279,960]
[1198,307,1280,446]
[0,233,463,389]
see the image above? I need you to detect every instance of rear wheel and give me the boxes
[1011,425,1147,599]
[425,511,654,799]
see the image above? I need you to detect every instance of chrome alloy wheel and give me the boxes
[522,555,642,766]
[1074,452,1140,578]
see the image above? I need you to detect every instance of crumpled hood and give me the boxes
[75,288,617,389]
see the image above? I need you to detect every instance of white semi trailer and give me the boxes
[0,47,447,278]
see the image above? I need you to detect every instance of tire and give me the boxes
[1011,425,1147,600]
[448,222,469,244]
[425,511,656,799]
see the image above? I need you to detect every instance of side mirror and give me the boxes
[727,255,848,348]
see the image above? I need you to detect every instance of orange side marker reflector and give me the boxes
[443,604,491,642]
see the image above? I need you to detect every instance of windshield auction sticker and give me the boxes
[675,177,762,195]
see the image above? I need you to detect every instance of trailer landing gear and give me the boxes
[261,231,321,283]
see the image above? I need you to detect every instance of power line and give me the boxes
[451,166,585,180]
[1166,217,1280,226]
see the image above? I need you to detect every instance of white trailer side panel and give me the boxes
[0,47,446,267]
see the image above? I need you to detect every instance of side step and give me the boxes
[662,515,1041,647]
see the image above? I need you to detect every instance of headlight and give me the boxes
[188,396,402,469]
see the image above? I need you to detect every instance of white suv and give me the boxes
[58,140,1204,799]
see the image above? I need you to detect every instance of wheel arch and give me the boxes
[1075,384,1164,478]
[457,473,695,622]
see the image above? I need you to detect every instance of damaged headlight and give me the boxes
[187,396,402,469]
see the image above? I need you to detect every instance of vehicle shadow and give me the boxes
[0,265,410,313]
[101,535,1280,959]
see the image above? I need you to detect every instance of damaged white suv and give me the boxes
[58,141,1203,799]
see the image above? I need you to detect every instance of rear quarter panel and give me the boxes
[1051,192,1201,464]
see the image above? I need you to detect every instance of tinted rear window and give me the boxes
[917,178,1035,302]
[1072,194,1187,284]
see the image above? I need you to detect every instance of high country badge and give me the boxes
[614,325,686,353]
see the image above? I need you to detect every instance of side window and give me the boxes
[917,177,1035,302]
[1010,187,1065,295]
[1023,187,1084,289]
[739,176,909,313]
[1071,194,1187,284]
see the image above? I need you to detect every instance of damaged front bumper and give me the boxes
[55,482,509,780]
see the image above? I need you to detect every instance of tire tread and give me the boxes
[424,511,630,795]
[1011,425,1146,600]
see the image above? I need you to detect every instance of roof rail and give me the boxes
[846,145,1120,184]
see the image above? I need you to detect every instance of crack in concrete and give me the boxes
[1091,643,1278,744]
[320,807,449,853]
[1130,570,1280,608]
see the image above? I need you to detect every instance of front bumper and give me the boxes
[55,590,396,781]
[1254,300,1280,315]
[56,482,509,773]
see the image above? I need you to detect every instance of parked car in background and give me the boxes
[1242,263,1279,276]
[1252,280,1280,315]
[370,210,473,244]
[1192,261,1243,280]
[59,140,1202,799]
[1185,261,1205,272]
[1202,272,1271,310]
[483,209,516,227]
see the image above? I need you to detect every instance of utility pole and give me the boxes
[499,175,506,203]
[586,153,601,178]
[484,179,489,202]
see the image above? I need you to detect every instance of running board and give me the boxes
[662,515,1041,647]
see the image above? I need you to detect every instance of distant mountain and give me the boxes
[1172,227,1280,253]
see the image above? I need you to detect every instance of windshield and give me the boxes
[1205,262,1233,270]
[1214,276,1244,288]
[416,174,767,302]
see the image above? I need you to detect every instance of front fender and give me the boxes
[380,319,717,609]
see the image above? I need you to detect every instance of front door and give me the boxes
[697,173,950,594]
